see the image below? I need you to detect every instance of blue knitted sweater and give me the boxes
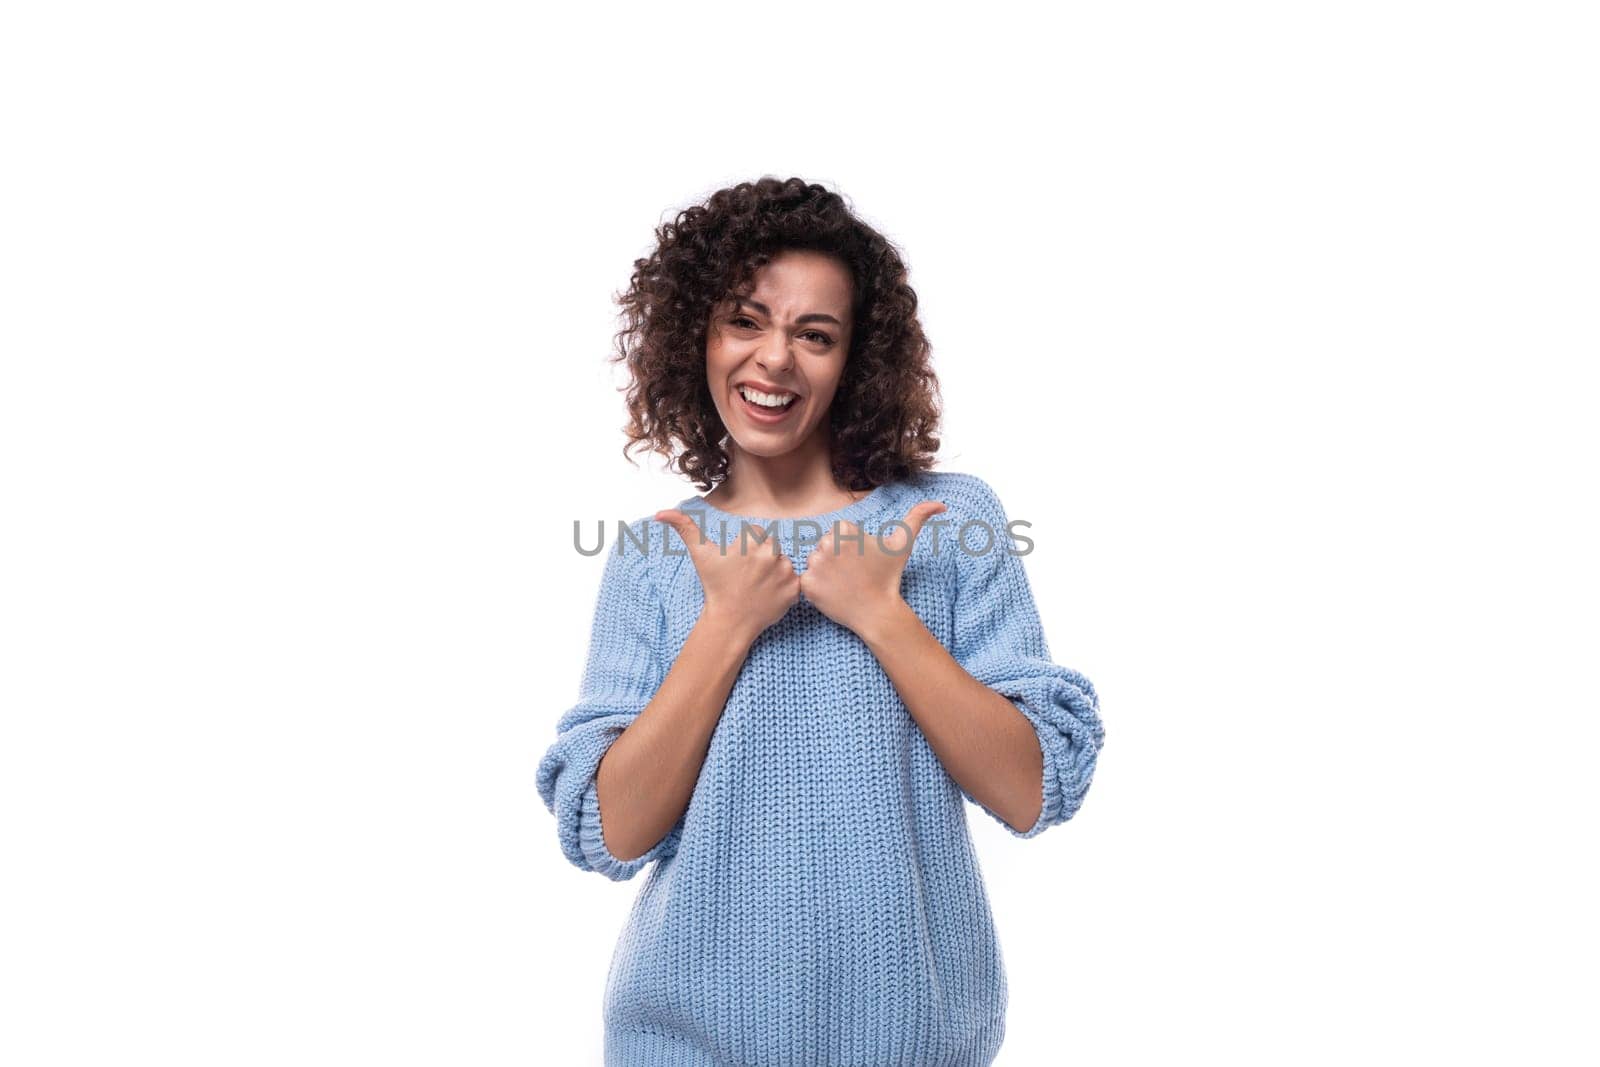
[537,470,1104,1066]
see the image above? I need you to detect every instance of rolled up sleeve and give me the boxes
[948,476,1104,839]
[536,521,682,879]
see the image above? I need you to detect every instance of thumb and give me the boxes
[898,500,948,546]
[653,508,708,549]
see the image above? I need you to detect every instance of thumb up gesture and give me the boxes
[799,500,946,639]
[653,508,801,645]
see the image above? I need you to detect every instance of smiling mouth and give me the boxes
[736,383,801,422]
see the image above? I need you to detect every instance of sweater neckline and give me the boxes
[678,482,896,532]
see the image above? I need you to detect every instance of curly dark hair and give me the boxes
[609,176,942,492]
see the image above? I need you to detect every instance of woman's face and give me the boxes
[705,249,854,459]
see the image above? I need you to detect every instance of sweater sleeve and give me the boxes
[947,476,1104,839]
[535,520,683,880]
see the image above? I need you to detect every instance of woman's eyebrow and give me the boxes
[734,297,842,327]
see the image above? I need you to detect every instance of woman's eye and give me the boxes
[726,316,831,345]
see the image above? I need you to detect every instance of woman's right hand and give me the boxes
[654,508,800,642]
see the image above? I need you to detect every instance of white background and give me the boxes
[3,2,1596,1064]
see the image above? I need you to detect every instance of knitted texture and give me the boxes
[536,470,1104,1066]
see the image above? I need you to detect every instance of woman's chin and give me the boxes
[730,434,800,458]
[730,420,816,455]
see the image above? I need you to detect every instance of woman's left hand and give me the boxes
[799,500,947,637]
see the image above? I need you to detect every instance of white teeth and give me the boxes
[738,385,797,409]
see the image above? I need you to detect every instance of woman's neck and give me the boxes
[706,440,865,519]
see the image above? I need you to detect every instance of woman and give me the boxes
[537,176,1104,1065]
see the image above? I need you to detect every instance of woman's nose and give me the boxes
[756,334,794,373]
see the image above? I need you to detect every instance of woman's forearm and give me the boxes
[857,599,1045,834]
[593,609,758,862]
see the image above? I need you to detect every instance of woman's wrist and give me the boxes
[697,601,764,649]
[852,595,917,650]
